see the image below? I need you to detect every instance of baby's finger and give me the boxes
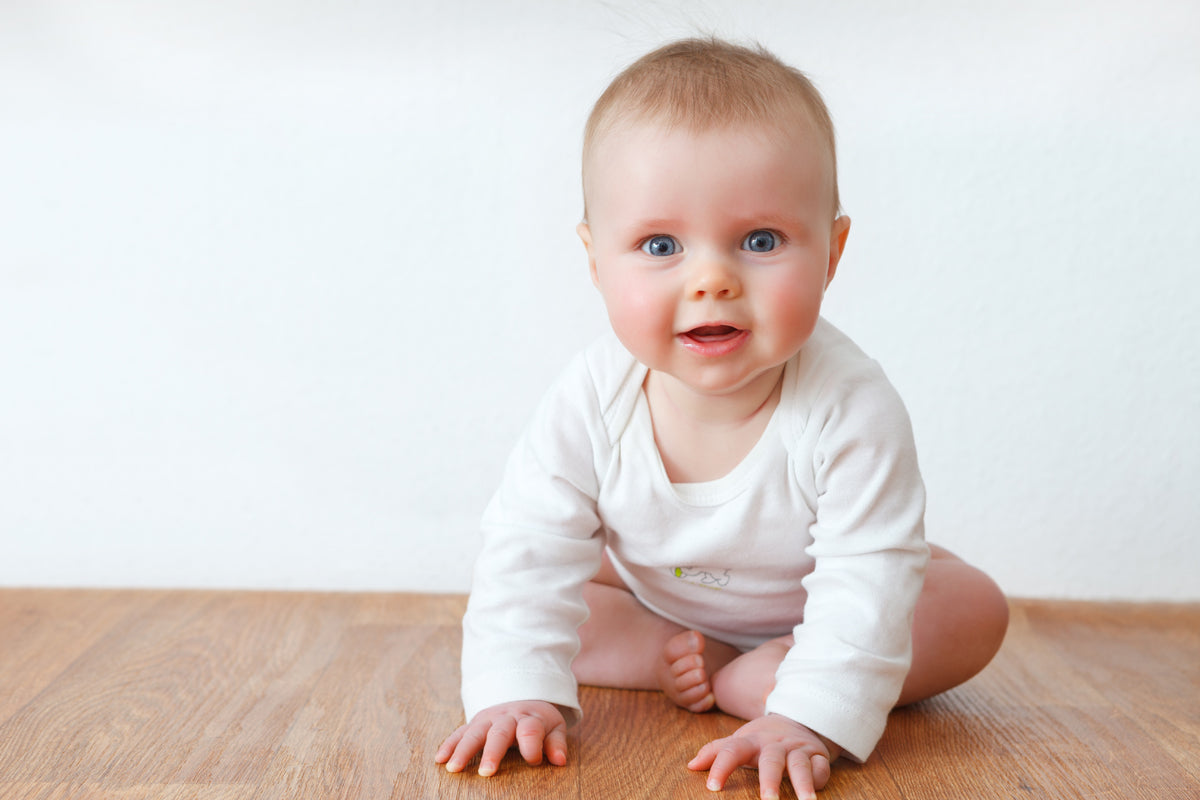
[444,723,489,773]
[702,740,757,792]
[434,725,465,763]
[545,723,569,766]
[785,749,817,800]
[515,715,547,765]
[755,745,787,800]
[478,717,517,777]
[686,740,719,772]
[810,753,831,790]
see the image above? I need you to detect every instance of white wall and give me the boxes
[2,1,1197,600]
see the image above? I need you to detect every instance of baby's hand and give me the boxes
[435,700,568,777]
[687,713,835,800]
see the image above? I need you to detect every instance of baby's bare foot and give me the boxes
[656,630,742,713]
[657,630,714,712]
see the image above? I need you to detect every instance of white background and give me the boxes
[3,1,1197,600]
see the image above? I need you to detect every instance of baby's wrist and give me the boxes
[764,713,842,760]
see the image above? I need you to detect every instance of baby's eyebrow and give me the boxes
[628,217,682,232]
[735,212,806,230]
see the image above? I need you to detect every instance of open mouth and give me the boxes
[678,324,749,356]
[682,324,743,342]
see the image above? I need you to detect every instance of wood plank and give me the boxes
[165,592,364,787]
[0,589,163,726]
[819,757,905,800]
[877,602,1200,799]
[414,598,581,800]
[580,686,745,799]
[0,592,1197,799]
[249,593,477,800]
[0,785,250,800]
[1023,601,1200,784]
[0,785,160,800]
[0,591,350,789]
[249,624,427,800]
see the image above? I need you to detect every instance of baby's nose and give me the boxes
[686,256,742,299]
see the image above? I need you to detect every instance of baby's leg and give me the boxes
[898,544,1009,705]
[574,553,741,712]
[709,635,793,720]
[708,545,1009,719]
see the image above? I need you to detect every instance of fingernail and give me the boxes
[707,778,720,791]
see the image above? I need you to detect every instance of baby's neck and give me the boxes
[644,368,784,484]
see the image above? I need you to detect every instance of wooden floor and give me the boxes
[0,591,1196,800]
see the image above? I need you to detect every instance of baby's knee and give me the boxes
[955,555,1008,635]
[975,571,1010,651]
[923,548,1010,648]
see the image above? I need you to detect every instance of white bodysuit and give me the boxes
[460,318,929,762]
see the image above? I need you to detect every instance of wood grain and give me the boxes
[0,591,1195,799]
[0,590,162,724]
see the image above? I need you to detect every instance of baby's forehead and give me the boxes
[603,111,814,146]
[601,96,818,140]
[581,112,839,219]
[586,113,834,182]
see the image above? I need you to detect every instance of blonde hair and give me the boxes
[582,38,840,218]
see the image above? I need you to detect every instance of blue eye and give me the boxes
[641,235,679,257]
[742,230,779,253]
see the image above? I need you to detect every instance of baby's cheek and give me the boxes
[604,291,671,357]
[768,288,823,347]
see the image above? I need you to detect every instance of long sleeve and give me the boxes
[765,347,929,762]
[459,351,614,726]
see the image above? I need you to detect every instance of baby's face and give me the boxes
[578,119,850,401]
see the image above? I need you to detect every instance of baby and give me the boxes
[436,38,1008,800]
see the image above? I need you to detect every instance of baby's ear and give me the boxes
[577,222,600,288]
[825,215,851,289]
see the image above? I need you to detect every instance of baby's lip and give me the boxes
[681,323,744,340]
[678,324,750,357]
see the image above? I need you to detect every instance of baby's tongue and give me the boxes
[688,325,739,340]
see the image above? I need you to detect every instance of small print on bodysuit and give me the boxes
[672,567,732,589]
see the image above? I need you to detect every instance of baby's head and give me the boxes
[581,38,841,221]
[577,39,852,400]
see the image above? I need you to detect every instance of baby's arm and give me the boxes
[688,714,837,800]
[436,700,568,776]
[450,351,608,775]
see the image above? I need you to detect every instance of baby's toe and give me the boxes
[669,653,705,679]
[674,681,716,712]
[658,631,716,712]
[662,630,705,662]
[670,664,708,694]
